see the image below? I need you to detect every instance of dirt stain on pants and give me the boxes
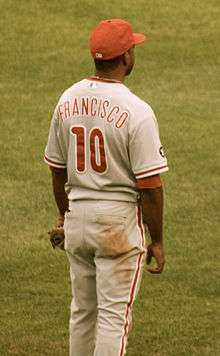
[97,224,132,257]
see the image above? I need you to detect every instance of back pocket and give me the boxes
[95,214,131,257]
[95,214,127,225]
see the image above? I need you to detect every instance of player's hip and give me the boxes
[64,200,146,257]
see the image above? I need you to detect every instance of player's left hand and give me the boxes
[146,242,165,274]
[48,215,65,250]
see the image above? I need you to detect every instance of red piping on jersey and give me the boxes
[135,165,168,177]
[44,155,66,167]
[119,206,145,356]
[87,76,123,84]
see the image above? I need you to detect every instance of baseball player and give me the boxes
[45,19,168,356]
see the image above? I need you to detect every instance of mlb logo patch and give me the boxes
[90,82,97,89]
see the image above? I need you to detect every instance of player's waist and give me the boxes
[67,188,139,204]
[69,199,137,208]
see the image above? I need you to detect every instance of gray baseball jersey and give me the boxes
[44,77,168,200]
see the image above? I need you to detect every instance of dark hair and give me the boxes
[94,55,123,72]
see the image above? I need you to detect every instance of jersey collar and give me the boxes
[88,76,122,84]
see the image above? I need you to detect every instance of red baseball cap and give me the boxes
[90,19,146,60]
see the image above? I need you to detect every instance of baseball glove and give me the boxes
[48,215,65,250]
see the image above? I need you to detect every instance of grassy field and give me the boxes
[0,0,219,355]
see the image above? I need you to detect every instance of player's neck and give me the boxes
[94,70,125,83]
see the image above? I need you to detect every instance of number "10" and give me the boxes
[71,126,107,174]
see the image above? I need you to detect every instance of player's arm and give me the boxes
[44,105,68,225]
[139,180,165,274]
[129,109,168,273]
[50,166,69,222]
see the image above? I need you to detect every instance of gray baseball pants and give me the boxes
[64,200,146,356]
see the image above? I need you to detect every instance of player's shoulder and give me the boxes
[127,89,156,123]
[58,79,88,103]
[128,90,153,113]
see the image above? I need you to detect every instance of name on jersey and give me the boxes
[57,97,129,129]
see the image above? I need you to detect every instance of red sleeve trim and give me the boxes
[136,175,162,189]
[44,155,67,169]
[49,166,67,173]
[135,165,168,178]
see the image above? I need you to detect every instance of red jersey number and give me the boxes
[71,126,107,174]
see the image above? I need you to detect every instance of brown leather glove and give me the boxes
[48,216,65,250]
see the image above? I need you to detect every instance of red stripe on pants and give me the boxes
[119,206,145,356]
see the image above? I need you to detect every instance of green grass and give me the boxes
[0,0,219,355]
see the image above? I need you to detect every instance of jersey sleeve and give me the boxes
[44,107,67,169]
[129,109,168,179]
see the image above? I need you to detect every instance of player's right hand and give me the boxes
[146,242,165,274]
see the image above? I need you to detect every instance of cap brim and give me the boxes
[133,33,146,45]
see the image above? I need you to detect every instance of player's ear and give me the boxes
[122,52,130,66]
